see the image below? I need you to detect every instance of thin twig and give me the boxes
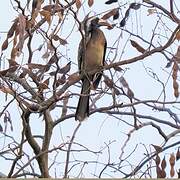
[63,122,81,178]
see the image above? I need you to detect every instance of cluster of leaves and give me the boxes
[0,1,72,97]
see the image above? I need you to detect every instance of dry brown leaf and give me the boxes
[12,33,18,49]
[0,87,13,95]
[12,29,18,50]
[130,40,146,53]
[127,88,134,98]
[102,8,118,20]
[8,66,19,73]
[113,9,119,20]
[38,82,49,91]
[52,35,67,45]
[161,156,167,170]
[7,18,18,39]
[8,59,19,67]
[43,77,50,87]
[52,35,68,45]
[2,18,19,52]
[11,47,18,61]
[120,77,129,88]
[52,34,60,41]
[18,14,26,53]
[67,72,79,83]
[40,10,51,25]
[42,51,50,59]
[113,87,120,95]
[172,62,179,98]
[56,74,66,87]
[88,0,94,7]
[59,38,68,45]
[26,19,35,29]
[59,62,71,74]
[42,4,62,12]
[28,63,46,70]
[47,41,54,52]
[76,0,81,9]
[175,30,180,41]
[57,11,63,23]
[48,55,58,64]
[113,66,123,72]
[0,69,9,76]
[1,39,8,51]
[104,75,114,88]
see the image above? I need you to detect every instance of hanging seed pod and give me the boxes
[156,166,162,178]
[169,153,175,166]
[161,169,166,178]
[170,167,175,177]
[161,156,167,170]
[176,148,180,161]
[155,154,160,166]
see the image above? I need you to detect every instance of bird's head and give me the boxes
[81,14,106,36]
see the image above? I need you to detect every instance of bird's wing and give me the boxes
[77,39,83,72]
[77,35,92,73]
[103,39,107,66]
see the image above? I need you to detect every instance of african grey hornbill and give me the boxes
[75,16,107,121]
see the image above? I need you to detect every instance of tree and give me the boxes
[0,0,180,178]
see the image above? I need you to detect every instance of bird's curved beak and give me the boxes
[98,18,113,29]
[98,19,107,26]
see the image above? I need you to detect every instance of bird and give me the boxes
[75,15,107,121]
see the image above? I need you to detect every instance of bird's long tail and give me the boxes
[75,78,90,121]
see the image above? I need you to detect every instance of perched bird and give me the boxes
[75,16,107,121]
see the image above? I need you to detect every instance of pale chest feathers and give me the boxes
[84,29,106,71]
